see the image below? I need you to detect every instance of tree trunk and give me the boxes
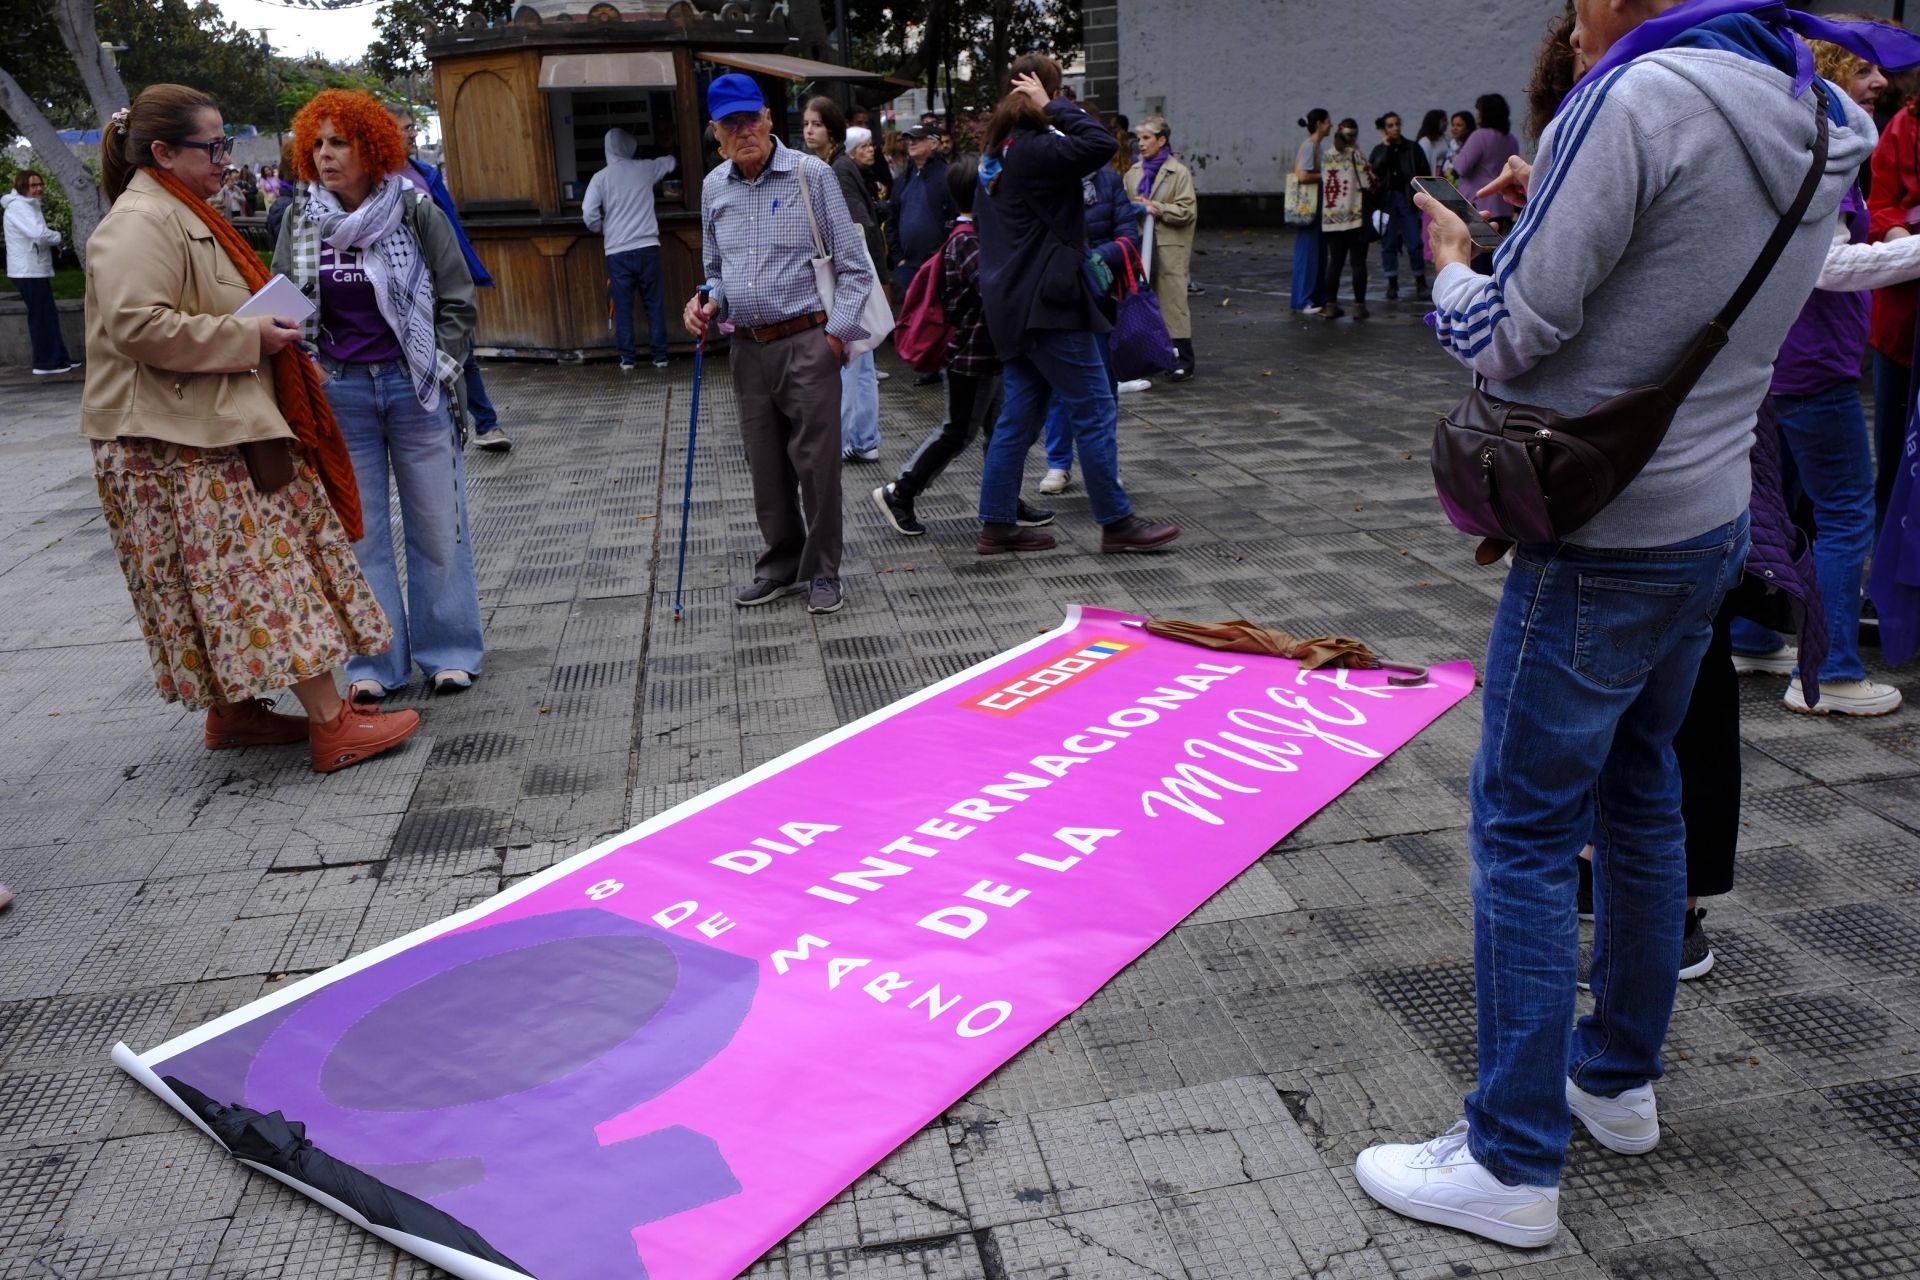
[985,0,1013,103]
[784,0,833,64]
[886,0,949,88]
[52,0,129,118]
[0,64,109,267]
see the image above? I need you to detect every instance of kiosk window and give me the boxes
[551,89,679,202]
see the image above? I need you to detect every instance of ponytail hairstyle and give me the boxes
[985,52,1065,154]
[805,94,848,156]
[1299,107,1330,133]
[100,83,219,204]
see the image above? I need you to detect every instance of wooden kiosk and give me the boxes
[425,0,891,358]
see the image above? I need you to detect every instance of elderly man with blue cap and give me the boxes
[683,72,876,617]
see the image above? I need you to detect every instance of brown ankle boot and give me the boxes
[308,702,421,773]
[206,698,310,750]
[977,522,1057,555]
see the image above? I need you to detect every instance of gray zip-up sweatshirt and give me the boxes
[1430,46,1872,548]
[583,129,677,255]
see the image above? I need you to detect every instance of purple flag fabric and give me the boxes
[1565,0,1920,112]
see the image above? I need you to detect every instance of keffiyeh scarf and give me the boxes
[291,175,456,411]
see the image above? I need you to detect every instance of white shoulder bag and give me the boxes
[795,156,894,360]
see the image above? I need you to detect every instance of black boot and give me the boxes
[1386,278,1400,301]
[1168,338,1195,382]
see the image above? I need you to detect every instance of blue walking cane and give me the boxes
[672,286,713,621]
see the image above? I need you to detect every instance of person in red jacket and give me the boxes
[1867,96,1920,526]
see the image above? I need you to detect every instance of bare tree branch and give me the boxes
[0,62,108,266]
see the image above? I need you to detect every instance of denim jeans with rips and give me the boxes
[1465,514,1749,1188]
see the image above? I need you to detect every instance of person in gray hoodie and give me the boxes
[1352,0,1880,1251]
[583,128,677,369]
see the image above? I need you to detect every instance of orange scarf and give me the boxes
[148,168,363,540]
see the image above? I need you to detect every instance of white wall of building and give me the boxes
[1112,0,1566,197]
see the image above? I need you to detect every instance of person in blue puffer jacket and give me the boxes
[1036,122,1142,497]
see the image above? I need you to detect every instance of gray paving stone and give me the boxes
[1110,1076,1320,1199]
[984,1202,1188,1279]
[851,1125,971,1248]
[64,1129,249,1231]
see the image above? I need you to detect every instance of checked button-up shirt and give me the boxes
[701,138,875,344]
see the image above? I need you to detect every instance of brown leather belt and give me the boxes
[738,311,828,343]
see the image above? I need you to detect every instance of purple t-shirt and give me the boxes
[317,243,403,365]
[1771,185,1870,398]
[1451,129,1520,219]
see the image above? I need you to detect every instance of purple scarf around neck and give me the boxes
[1564,0,1920,117]
[1138,148,1170,198]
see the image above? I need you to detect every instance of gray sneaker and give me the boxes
[805,577,845,615]
[735,578,803,607]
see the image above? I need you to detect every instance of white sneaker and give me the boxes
[1038,468,1071,495]
[1566,1078,1659,1155]
[31,364,77,376]
[1731,643,1796,676]
[1117,378,1152,393]
[1354,1122,1560,1249]
[1786,677,1902,717]
[1297,306,1323,315]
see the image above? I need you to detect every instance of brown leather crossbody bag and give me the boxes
[1431,82,1830,564]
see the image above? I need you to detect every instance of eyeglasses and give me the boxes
[170,137,235,164]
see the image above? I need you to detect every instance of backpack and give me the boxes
[892,224,968,372]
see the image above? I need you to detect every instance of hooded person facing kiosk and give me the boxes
[584,127,678,371]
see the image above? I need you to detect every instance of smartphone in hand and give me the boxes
[1413,176,1507,250]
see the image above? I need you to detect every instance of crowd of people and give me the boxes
[3,2,1919,1265]
[1290,94,1520,314]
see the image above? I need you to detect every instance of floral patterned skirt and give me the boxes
[92,438,393,710]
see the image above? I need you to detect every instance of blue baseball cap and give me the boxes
[707,73,765,122]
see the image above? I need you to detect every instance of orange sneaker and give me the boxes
[308,702,421,773]
[206,698,310,750]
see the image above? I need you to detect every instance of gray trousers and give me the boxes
[731,326,844,584]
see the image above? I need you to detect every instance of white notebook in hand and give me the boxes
[234,273,316,323]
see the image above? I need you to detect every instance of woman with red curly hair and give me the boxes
[274,88,484,702]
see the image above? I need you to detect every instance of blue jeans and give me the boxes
[324,360,485,688]
[979,329,1130,526]
[1466,515,1749,1188]
[462,350,499,435]
[1731,383,1872,681]
[1379,189,1425,280]
[11,276,71,370]
[608,246,667,365]
[1873,350,1911,530]
[840,350,880,454]
[1290,219,1323,310]
[1041,329,1118,472]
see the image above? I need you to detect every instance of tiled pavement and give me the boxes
[3,227,1919,1279]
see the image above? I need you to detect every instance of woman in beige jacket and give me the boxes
[82,84,420,773]
[1126,115,1199,381]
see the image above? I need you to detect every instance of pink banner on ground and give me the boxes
[115,605,1475,1280]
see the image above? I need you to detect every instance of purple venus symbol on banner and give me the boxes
[175,908,758,1279]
